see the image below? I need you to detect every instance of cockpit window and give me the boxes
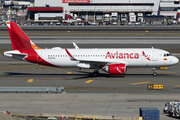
[164,53,172,57]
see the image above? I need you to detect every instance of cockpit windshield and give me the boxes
[164,53,172,57]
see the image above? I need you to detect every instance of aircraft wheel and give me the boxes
[153,72,157,76]
[92,71,99,77]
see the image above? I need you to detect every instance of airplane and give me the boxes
[3,21,179,77]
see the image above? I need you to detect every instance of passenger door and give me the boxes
[152,50,158,61]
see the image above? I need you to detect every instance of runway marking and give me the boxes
[27,79,33,83]
[67,72,72,74]
[174,85,180,87]
[67,31,71,32]
[131,81,150,85]
[85,80,93,83]
[145,31,149,32]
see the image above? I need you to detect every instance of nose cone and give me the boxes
[174,57,179,64]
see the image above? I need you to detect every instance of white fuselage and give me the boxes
[31,48,178,68]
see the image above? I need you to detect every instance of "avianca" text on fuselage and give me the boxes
[105,51,139,59]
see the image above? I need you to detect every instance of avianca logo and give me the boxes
[105,51,151,61]
[116,67,122,73]
[105,51,139,59]
[142,51,151,61]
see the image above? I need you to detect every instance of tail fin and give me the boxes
[6,21,41,50]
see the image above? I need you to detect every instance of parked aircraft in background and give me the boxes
[3,21,179,76]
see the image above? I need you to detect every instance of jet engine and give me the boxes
[103,64,126,75]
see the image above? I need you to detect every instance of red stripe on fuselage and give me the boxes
[65,49,74,59]
[19,50,57,67]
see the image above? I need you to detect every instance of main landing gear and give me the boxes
[152,68,157,76]
[92,70,99,77]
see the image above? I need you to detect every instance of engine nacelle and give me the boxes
[77,63,90,68]
[104,64,126,75]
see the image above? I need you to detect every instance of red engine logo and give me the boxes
[108,64,126,75]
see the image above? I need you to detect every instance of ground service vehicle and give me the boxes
[129,13,136,22]
[137,13,143,22]
[104,14,110,22]
[35,13,73,21]
[111,12,118,22]
[121,14,127,22]
[4,21,179,77]
[164,101,180,118]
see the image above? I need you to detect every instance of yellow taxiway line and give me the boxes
[131,81,150,85]
[174,85,180,87]
[27,79,33,83]
[85,80,93,83]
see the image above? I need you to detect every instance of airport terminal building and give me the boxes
[33,0,180,19]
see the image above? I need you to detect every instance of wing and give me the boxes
[65,49,128,67]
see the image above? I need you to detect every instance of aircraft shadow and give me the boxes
[3,72,173,80]
[3,72,125,79]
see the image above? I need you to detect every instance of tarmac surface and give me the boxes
[0,93,178,120]
[1,36,180,52]
[0,55,180,92]
[1,27,180,36]
[0,35,180,120]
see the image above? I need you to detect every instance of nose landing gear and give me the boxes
[152,68,157,76]
[92,70,99,77]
